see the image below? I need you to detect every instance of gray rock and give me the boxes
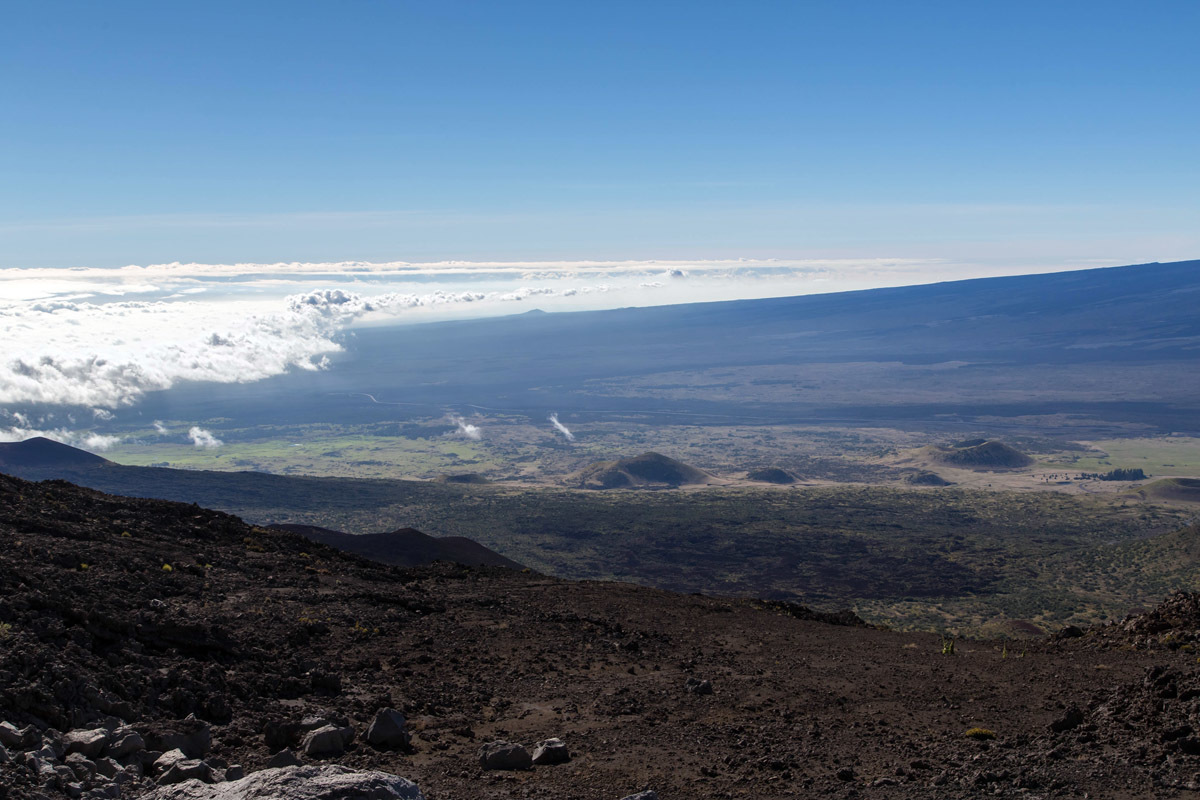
[619,793,658,800]
[148,716,211,758]
[684,677,713,695]
[531,737,570,765]
[20,724,43,750]
[140,764,424,799]
[107,729,147,759]
[64,728,110,759]
[267,749,301,768]
[366,709,410,749]
[64,782,85,798]
[154,748,191,776]
[159,758,216,786]
[95,756,122,778]
[225,764,245,781]
[0,721,23,748]
[65,751,97,781]
[301,725,353,758]
[478,740,532,771]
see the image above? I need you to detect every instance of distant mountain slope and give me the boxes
[270,523,522,569]
[575,452,718,489]
[131,259,1200,434]
[0,436,112,469]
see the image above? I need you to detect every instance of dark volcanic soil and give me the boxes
[2,472,1200,799]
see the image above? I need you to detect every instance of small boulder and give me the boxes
[146,716,211,758]
[141,764,424,800]
[226,764,245,781]
[95,756,123,779]
[107,729,147,759]
[63,729,110,759]
[158,758,216,786]
[302,725,354,758]
[0,722,23,748]
[153,749,190,777]
[478,741,532,771]
[268,749,302,768]
[366,709,410,749]
[531,738,570,765]
[65,752,97,781]
[684,677,713,696]
[619,792,659,800]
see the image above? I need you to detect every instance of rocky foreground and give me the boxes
[3,473,1200,799]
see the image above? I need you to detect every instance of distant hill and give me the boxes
[270,523,522,569]
[747,467,799,485]
[575,452,717,489]
[1130,478,1200,504]
[904,471,953,486]
[433,473,491,485]
[921,440,1034,470]
[0,437,112,470]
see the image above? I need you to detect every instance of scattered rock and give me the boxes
[478,740,532,771]
[159,757,216,786]
[267,749,302,768]
[142,764,424,799]
[531,737,570,765]
[154,749,191,776]
[0,721,24,748]
[301,725,355,758]
[107,729,147,759]
[685,677,713,695]
[618,792,658,800]
[366,709,410,749]
[63,728,110,759]
[1050,706,1085,733]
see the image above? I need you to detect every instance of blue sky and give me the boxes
[2,1,1198,268]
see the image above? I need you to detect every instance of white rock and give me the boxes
[141,764,424,799]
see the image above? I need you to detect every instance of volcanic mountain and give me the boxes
[920,440,1035,470]
[574,451,718,489]
[746,467,800,485]
[4,473,1200,798]
[0,436,112,470]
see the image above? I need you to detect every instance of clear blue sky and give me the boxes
[2,1,1198,268]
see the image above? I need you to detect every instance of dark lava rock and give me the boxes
[478,741,531,771]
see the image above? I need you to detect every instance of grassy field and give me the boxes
[1040,437,1200,477]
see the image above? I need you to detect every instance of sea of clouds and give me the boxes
[0,256,1041,446]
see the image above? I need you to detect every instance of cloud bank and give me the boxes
[1,256,1045,415]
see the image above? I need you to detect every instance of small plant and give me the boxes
[941,636,956,656]
[964,727,996,740]
[120,531,132,538]
[1001,644,1007,659]
[161,563,173,572]
[0,622,12,639]
[79,563,89,571]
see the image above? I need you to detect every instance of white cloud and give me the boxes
[549,413,575,442]
[153,420,169,434]
[3,255,1083,413]
[188,427,223,449]
[449,415,482,441]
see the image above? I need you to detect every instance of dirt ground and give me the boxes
[3,472,1200,799]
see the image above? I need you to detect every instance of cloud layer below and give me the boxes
[0,256,1093,418]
